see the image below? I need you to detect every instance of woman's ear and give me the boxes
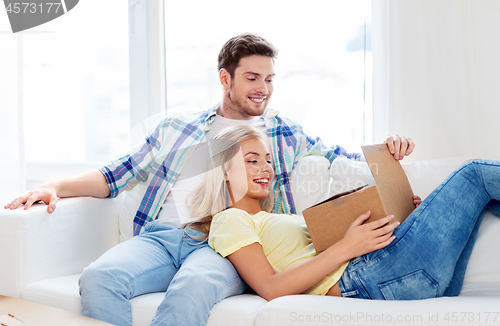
[224,173,229,181]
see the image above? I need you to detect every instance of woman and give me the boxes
[187,125,500,301]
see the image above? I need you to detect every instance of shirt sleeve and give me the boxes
[98,118,167,198]
[208,209,262,257]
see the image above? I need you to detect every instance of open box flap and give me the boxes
[362,144,415,221]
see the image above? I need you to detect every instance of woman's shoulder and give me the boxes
[211,209,262,232]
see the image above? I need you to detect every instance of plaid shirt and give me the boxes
[99,106,362,236]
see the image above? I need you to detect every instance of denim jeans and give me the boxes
[79,222,246,326]
[339,160,500,300]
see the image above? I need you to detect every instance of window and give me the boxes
[164,0,372,152]
[1,0,130,188]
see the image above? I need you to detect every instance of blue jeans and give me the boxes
[79,222,246,326]
[339,160,500,300]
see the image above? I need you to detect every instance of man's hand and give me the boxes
[384,134,415,160]
[4,184,58,213]
[4,169,110,214]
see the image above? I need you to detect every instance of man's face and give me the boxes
[225,55,275,119]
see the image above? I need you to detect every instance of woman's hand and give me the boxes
[413,195,422,208]
[339,211,400,260]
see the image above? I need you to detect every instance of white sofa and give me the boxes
[2,156,500,326]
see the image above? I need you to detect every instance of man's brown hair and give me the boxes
[218,33,278,78]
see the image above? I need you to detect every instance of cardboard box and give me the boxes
[302,144,415,252]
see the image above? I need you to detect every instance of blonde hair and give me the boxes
[185,125,274,237]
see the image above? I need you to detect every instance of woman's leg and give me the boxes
[79,222,183,326]
[442,211,483,296]
[339,160,500,300]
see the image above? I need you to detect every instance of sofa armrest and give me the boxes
[0,196,121,298]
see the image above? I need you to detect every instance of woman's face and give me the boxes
[225,138,273,204]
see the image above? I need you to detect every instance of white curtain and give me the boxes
[372,0,500,161]
[0,35,25,202]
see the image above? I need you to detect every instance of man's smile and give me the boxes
[249,97,266,104]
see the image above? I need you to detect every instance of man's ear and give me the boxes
[219,68,231,90]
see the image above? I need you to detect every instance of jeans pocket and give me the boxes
[378,270,439,300]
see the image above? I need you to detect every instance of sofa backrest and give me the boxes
[329,156,474,200]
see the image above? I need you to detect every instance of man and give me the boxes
[4,33,414,325]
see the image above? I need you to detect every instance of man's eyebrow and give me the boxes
[244,72,276,78]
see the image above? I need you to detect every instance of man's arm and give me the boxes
[4,170,109,213]
[4,111,188,217]
[302,129,415,162]
[280,117,415,162]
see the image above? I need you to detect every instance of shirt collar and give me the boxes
[204,105,218,124]
[262,108,279,118]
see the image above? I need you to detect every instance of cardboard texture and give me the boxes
[303,144,415,252]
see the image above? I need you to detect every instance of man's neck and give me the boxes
[217,102,254,120]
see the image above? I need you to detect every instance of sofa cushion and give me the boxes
[207,294,267,326]
[21,274,267,326]
[21,274,162,326]
[329,157,376,195]
[291,156,331,215]
[463,210,500,284]
[21,274,82,315]
[128,293,267,326]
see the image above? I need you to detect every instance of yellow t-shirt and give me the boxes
[208,208,349,295]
